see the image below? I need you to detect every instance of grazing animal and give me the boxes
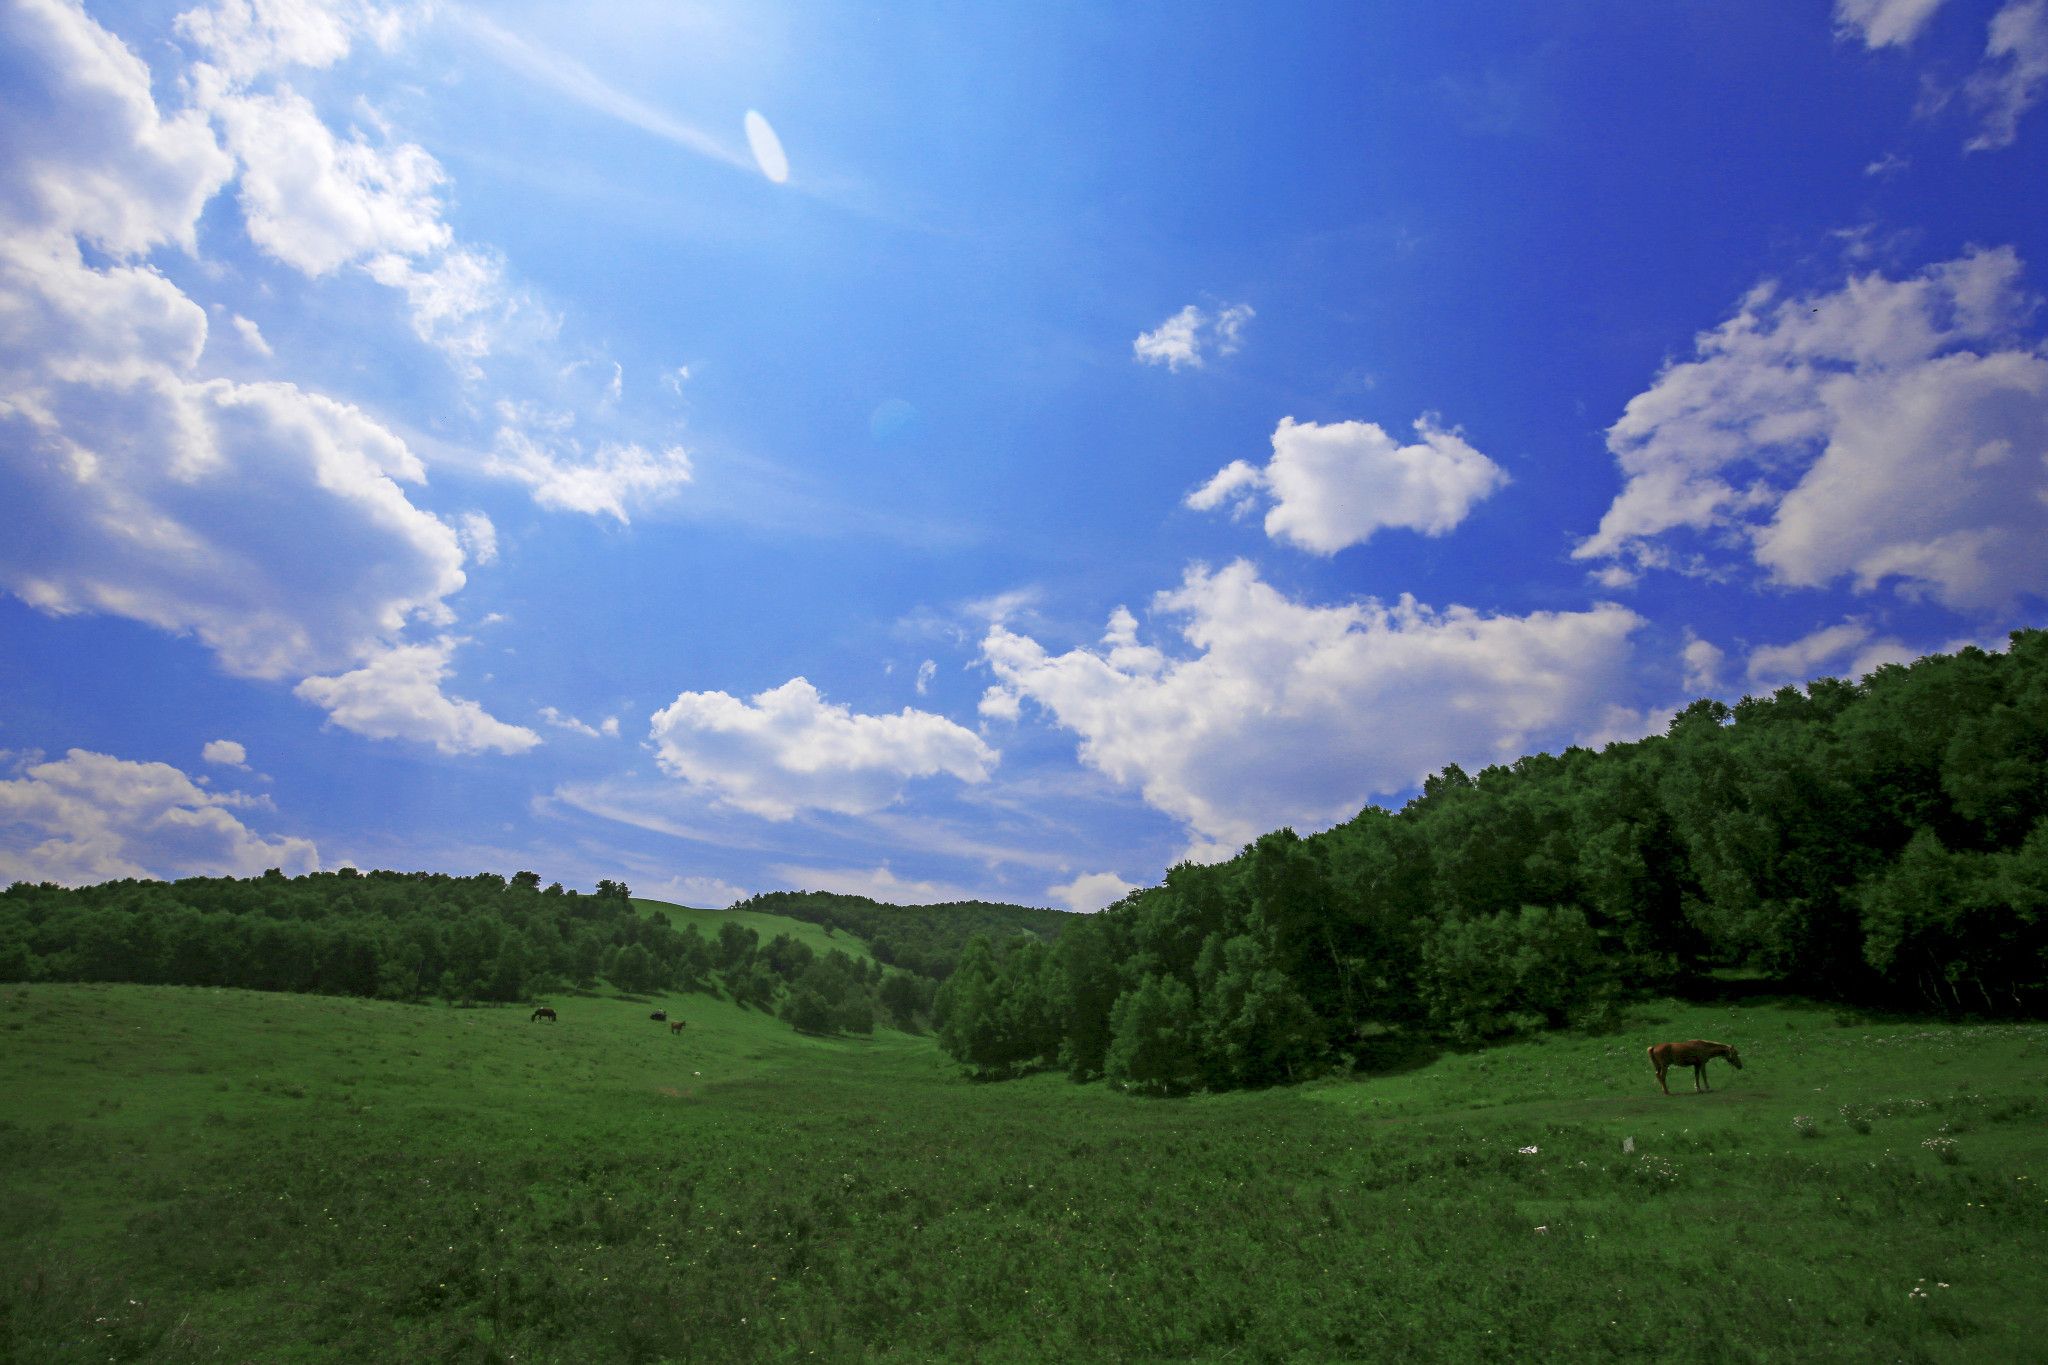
[1649,1039,1742,1095]
[670,1020,687,1036]
[650,1010,667,1022]
[531,1006,557,1023]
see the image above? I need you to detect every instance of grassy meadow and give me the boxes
[4,981,2044,1363]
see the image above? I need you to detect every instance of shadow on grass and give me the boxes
[1345,1035,1443,1078]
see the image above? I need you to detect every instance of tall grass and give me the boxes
[4,983,2043,1361]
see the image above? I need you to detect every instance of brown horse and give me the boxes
[531,1006,557,1023]
[1649,1039,1741,1094]
[669,1020,687,1036]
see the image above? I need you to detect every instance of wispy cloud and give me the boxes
[452,8,753,174]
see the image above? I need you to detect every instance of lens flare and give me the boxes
[744,110,789,184]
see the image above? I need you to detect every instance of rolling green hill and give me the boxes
[5,980,2044,1362]
[632,896,877,966]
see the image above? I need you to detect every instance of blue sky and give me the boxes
[3,0,2045,910]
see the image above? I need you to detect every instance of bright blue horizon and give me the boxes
[3,0,2045,909]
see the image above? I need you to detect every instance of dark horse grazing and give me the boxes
[1649,1039,1741,1094]
[531,1006,557,1023]
[670,1020,687,1036]
[650,1010,667,1022]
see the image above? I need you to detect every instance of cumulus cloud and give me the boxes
[295,639,542,754]
[1048,870,1139,913]
[203,82,449,274]
[166,0,523,372]
[1575,247,2048,612]
[1681,634,1727,694]
[1133,301,1254,371]
[0,2,546,758]
[202,738,249,768]
[1743,619,1925,688]
[1188,415,1508,554]
[0,235,477,681]
[1835,0,1951,48]
[0,748,317,885]
[979,560,1642,856]
[0,0,233,256]
[174,0,392,85]
[1966,0,2048,151]
[488,424,693,522]
[649,678,998,820]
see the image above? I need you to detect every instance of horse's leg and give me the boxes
[1695,1062,1708,1092]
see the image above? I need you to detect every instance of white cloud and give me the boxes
[1575,700,1687,750]
[175,0,366,84]
[1133,301,1254,371]
[0,0,560,756]
[0,237,475,682]
[1966,0,2048,151]
[204,82,450,275]
[1747,620,1880,686]
[488,424,693,522]
[1742,619,1935,688]
[171,5,522,371]
[767,862,989,906]
[980,560,1642,855]
[1835,0,1951,48]
[0,0,233,257]
[1575,248,2048,612]
[456,511,498,566]
[363,248,518,374]
[915,659,937,695]
[229,312,273,356]
[202,738,249,768]
[1681,634,1726,693]
[1048,870,1138,913]
[538,705,618,739]
[295,639,542,754]
[0,748,317,886]
[1212,303,1253,354]
[639,873,748,909]
[1188,415,1508,554]
[649,678,998,820]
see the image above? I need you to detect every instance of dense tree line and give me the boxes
[0,870,920,1036]
[728,891,1071,981]
[936,631,2048,1093]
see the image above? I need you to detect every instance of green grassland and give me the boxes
[632,897,876,967]
[4,983,2044,1363]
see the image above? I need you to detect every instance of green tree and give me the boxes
[1105,972,1200,1095]
[1195,933,1322,1086]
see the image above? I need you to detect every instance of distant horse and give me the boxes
[650,1010,667,1022]
[531,1006,557,1023]
[1649,1039,1741,1095]
[670,1020,687,1036]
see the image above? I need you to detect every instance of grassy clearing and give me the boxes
[633,897,876,967]
[4,983,2043,1362]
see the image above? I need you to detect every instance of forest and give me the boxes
[0,870,1026,1038]
[932,630,2048,1092]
